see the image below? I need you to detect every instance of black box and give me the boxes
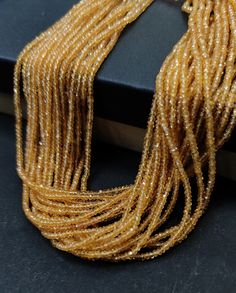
[0,0,235,180]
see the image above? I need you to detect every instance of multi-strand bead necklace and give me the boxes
[14,0,236,261]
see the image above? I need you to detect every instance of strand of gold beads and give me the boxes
[14,0,236,261]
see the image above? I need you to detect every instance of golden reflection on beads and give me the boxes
[14,0,236,261]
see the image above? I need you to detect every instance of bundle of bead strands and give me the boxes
[14,0,236,261]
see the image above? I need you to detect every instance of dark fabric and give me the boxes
[0,113,236,293]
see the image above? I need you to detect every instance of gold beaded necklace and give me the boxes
[14,0,236,261]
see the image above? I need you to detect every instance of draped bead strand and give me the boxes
[14,0,236,261]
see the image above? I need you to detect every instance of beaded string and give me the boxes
[14,0,236,261]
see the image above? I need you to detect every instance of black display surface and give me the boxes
[1,113,236,292]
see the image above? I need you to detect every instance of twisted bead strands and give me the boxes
[14,0,236,261]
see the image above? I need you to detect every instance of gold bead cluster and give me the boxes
[14,0,236,261]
